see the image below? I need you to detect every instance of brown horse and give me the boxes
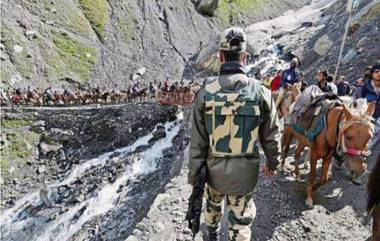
[368,154,380,241]
[277,84,301,119]
[11,94,25,105]
[282,104,374,208]
[62,93,81,105]
[26,91,42,106]
[129,88,148,102]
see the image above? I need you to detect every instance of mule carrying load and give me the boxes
[156,87,196,107]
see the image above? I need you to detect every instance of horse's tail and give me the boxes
[368,154,380,212]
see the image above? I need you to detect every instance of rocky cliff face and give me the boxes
[300,0,380,82]
[1,0,309,89]
[194,0,380,83]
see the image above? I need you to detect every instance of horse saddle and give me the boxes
[292,93,341,141]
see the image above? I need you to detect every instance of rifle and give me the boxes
[185,164,207,239]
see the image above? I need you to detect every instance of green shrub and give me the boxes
[78,0,109,41]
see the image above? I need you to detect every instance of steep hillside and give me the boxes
[1,0,309,89]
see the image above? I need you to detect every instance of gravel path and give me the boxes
[128,144,376,241]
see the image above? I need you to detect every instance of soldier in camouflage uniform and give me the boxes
[188,27,281,241]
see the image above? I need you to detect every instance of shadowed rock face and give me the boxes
[1,0,309,89]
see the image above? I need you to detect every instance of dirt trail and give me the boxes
[127,144,378,241]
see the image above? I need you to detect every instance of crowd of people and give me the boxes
[261,58,357,97]
[0,78,201,107]
[257,57,379,121]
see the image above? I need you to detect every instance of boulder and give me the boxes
[194,34,222,74]
[342,49,357,64]
[131,67,146,81]
[197,0,219,16]
[30,120,45,133]
[125,235,139,241]
[151,129,166,142]
[301,22,313,28]
[48,128,74,142]
[40,141,63,156]
[313,34,333,56]
[13,44,24,54]
[25,30,38,39]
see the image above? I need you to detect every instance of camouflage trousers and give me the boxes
[204,185,256,241]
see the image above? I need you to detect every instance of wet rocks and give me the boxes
[1,103,178,212]
[150,125,167,143]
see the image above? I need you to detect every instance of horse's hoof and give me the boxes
[351,176,362,185]
[305,199,314,209]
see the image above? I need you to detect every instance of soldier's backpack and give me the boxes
[204,76,262,157]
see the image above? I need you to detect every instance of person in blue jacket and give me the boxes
[275,58,300,107]
[362,64,380,119]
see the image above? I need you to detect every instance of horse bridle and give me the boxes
[337,118,374,158]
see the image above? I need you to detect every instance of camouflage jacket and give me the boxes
[189,72,281,195]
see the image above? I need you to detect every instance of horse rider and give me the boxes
[189,27,281,241]
[63,87,76,98]
[132,82,140,93]
[148,82,154,99]
[15,87,22,96]
[275,58,301,107]
[164,77,170,91]
[44,86,54,100]
[112,84,120,94]
[26,86,33,96]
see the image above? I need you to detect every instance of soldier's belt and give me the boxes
[208,152,258,158]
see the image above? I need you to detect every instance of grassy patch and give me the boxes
[78,0,109,41]
[117,14,138,44]
[1,119,32,129]
[216,0,260,24]
[23,0,92,36]
[51,34,97,81]
[2,133,31,168]
[0,23,34,78]
[1,131,39,173]
[1,157,9,173]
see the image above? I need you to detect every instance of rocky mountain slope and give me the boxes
[194,0,380,83]
[1,0,309,89]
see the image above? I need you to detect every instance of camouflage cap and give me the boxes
[219,27,247,52]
